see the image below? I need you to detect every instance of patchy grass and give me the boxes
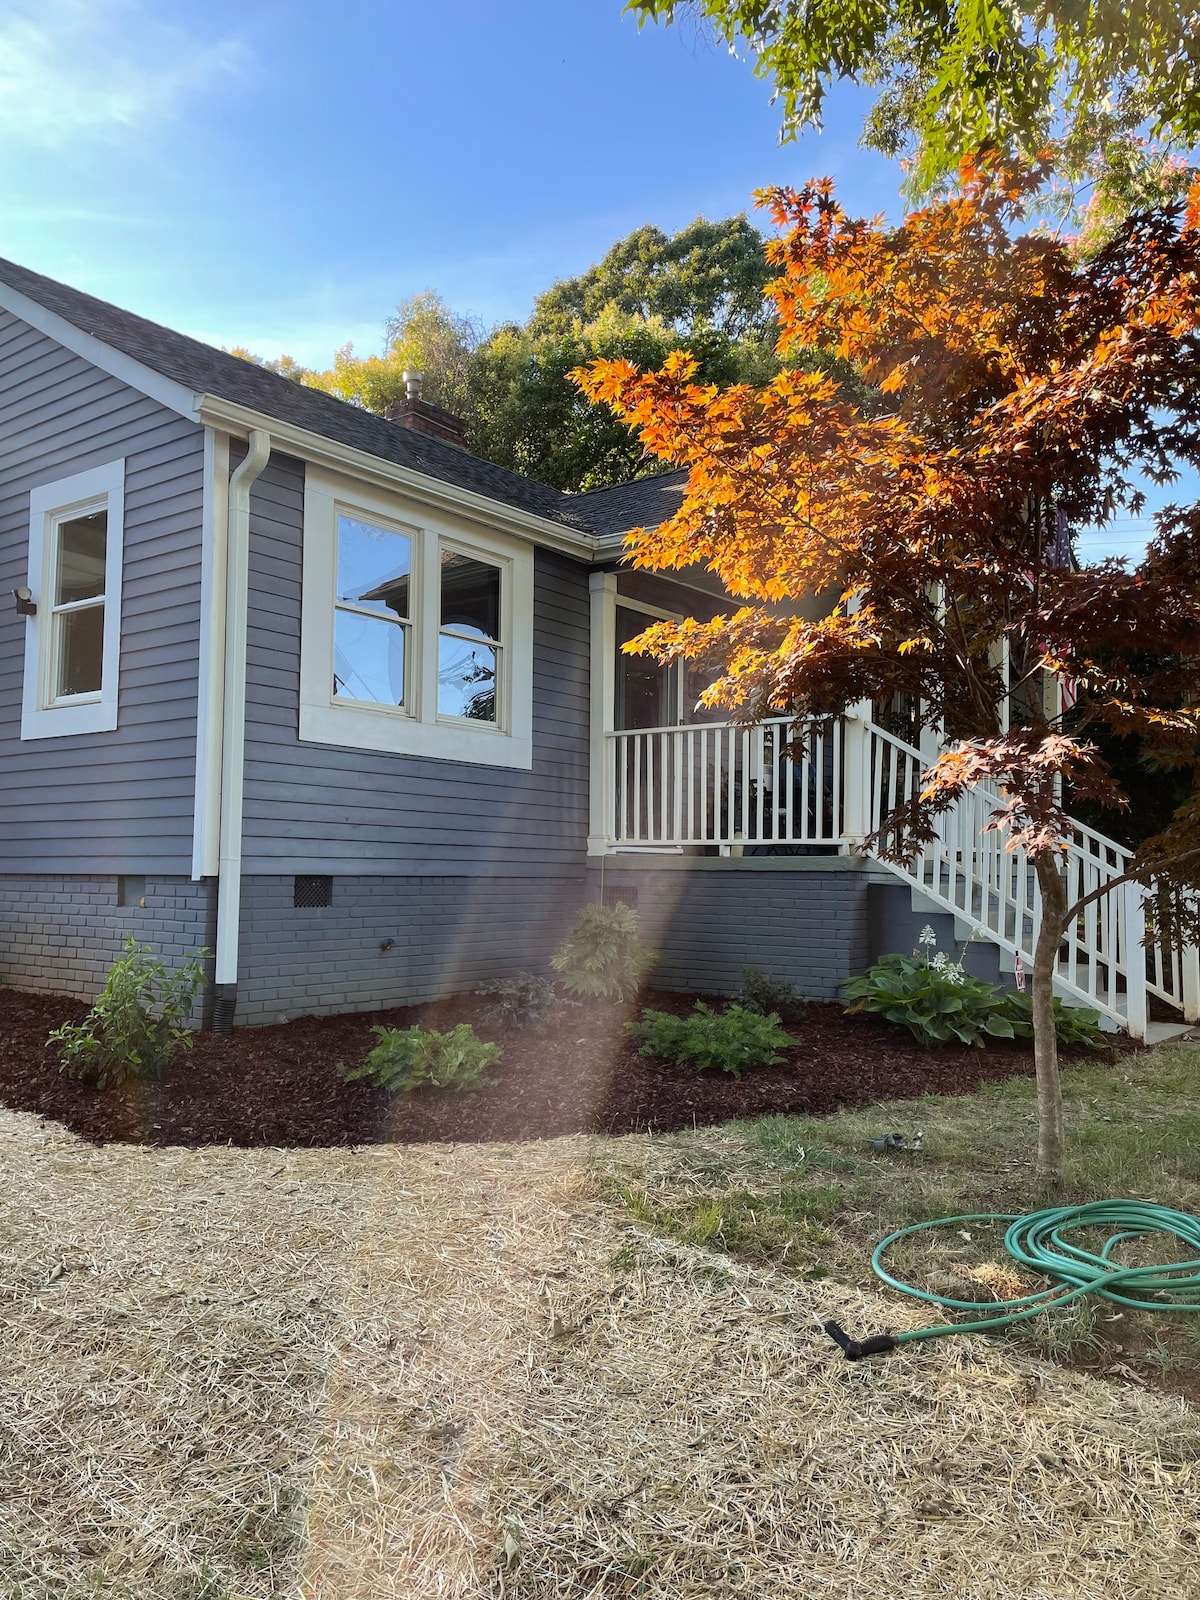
[595,1045,1200,1396]
[3,1049,1199,1597]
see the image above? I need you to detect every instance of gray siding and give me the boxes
[0,310,205,873]
[240,454,592,876]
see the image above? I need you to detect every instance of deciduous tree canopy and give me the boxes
[628,0,1200,191]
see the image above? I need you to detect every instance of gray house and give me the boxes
[0,259,1194,1034]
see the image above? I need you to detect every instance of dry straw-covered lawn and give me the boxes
[1,1101,1198,1599]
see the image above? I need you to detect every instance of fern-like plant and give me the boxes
[629,1002,793,1077]
[550,902,656,1002]
[340,1023,500,1093]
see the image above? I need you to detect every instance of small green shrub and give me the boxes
[340,1023,500,1093]
[1002,992,1106,1047]
[550,902,657,1002]
[629,1001,794,1077]
[738,965,803,1018]
[48,937,209,1088]
[476,971,558,1028]
[844,951,1016,1047]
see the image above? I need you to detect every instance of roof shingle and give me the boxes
[0,256,687,542]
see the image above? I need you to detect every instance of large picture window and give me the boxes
[21,459,125,740]
[299,468,534,767]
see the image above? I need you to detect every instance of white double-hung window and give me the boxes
[300,468,533,767]
[21,459,125,740]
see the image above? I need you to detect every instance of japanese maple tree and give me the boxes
[576,157,1200,1180]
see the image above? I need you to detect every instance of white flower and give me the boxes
[918,925,937,948]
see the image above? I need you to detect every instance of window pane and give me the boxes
[56,603,104,696]
[334,610,406,705]
[56,510,107,605]
[438,633,497,721]
[337,514,411,620]
[440,550,499,640]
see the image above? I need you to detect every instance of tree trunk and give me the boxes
[1032,854,1068,1183]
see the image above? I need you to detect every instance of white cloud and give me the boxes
[0,0,250,148]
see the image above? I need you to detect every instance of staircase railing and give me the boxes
[863,720,1195,1036]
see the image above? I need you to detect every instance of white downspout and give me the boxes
[213,429,271,1021]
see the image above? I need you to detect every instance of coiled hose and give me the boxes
[824,1200,1200,1359]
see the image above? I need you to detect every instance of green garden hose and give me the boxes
[823,1200,1200,1360]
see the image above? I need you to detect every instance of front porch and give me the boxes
[584,572,1199,1040]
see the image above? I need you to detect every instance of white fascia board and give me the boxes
[0,280,203,421]
[198,394,598,562]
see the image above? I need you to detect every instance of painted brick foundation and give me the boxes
[585,856,882,1000]
[0,874,213,1004]
[1,862,888,1028]
[234,873,590,1026]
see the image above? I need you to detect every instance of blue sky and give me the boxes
[0,0,1187,555]
[0,0,900,360]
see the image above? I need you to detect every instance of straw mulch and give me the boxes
[1,1107,1197,1599]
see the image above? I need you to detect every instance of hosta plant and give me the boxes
[1003,992,1105,1047]
[844,951,1016,1048]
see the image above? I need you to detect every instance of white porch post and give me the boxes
[588,572,618,856]
[1121,881,1149,1042]
[1181,943,1200,1024]
[841,699,873,847]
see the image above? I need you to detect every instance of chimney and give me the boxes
[384,369,469,449]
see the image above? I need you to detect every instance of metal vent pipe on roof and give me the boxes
[403,369,423,401]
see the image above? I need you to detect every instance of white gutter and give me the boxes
[214,429,271,1000]
[197,394,597,562]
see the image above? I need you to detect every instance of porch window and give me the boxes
[20,459,125,740]
[299,466,533,767]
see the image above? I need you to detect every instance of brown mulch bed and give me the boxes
[0,986,1116,1151]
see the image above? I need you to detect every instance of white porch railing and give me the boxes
[603,714,1200,1037]
[864,720,1196,1034]
[605,717,847,850]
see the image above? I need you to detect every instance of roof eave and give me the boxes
[0,276,204,422]
[199,395,598,559]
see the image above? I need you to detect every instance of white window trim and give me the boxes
[21,459,125,740]
[299,466,534,768]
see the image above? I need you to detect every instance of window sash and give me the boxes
[49,597,106,704]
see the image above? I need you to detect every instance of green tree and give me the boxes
[471,305,778,490]
[530,214,775,339]
[628,0,1200,192]
[316,292,483,416]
